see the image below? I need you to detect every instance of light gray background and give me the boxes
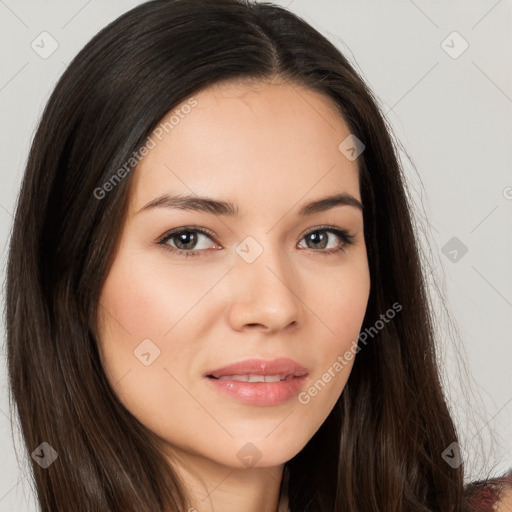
[0,0,511,510]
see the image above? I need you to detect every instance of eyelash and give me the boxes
[156,225,356,258]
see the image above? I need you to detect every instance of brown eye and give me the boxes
[157,227,219,257]
[169,230,199,250]
[298,227,356,254]
[304,230,330,250]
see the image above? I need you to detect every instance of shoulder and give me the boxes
[464,469,512,511]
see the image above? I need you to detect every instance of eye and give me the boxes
[298,226,356,255]
[157,225,356,258]
[157,227,219,257]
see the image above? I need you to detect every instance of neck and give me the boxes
[166,447,288,512]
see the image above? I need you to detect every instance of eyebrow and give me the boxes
[137,192,363,216]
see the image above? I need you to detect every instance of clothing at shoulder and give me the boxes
[464,469,512,511]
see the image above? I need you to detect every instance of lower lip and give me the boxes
[205,375,308,406]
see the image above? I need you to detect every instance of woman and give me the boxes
[5,0,511,511]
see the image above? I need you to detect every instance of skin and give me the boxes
[97,79,371,512]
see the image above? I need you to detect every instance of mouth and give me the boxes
[204,357,309,406]
[204,357,308,379]
[207,374,297,382]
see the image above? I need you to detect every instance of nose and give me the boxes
[226,242,301,334]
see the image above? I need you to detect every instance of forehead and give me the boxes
[129,80,361,216]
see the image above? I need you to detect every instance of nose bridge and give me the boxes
[227,233,301,331]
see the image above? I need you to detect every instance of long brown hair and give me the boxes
[6,0,469,510]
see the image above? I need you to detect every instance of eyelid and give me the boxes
[300,224,347,238]
[157,225,219,245]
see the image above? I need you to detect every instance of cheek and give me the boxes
[311,251,370,344]
[97,246,227,349]
[95,253,192,404]
[298,255,370,409]
[96,262,206,443]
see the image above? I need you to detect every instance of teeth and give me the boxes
[216,374,287,382]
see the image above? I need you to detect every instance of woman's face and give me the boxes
[97,80,370,471]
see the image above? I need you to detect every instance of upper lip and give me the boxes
[205,357,309,379]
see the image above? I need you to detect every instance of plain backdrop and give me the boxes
[0,1,511,510]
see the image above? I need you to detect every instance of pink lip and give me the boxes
[204,357,309,406]
[205,357,308,378]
